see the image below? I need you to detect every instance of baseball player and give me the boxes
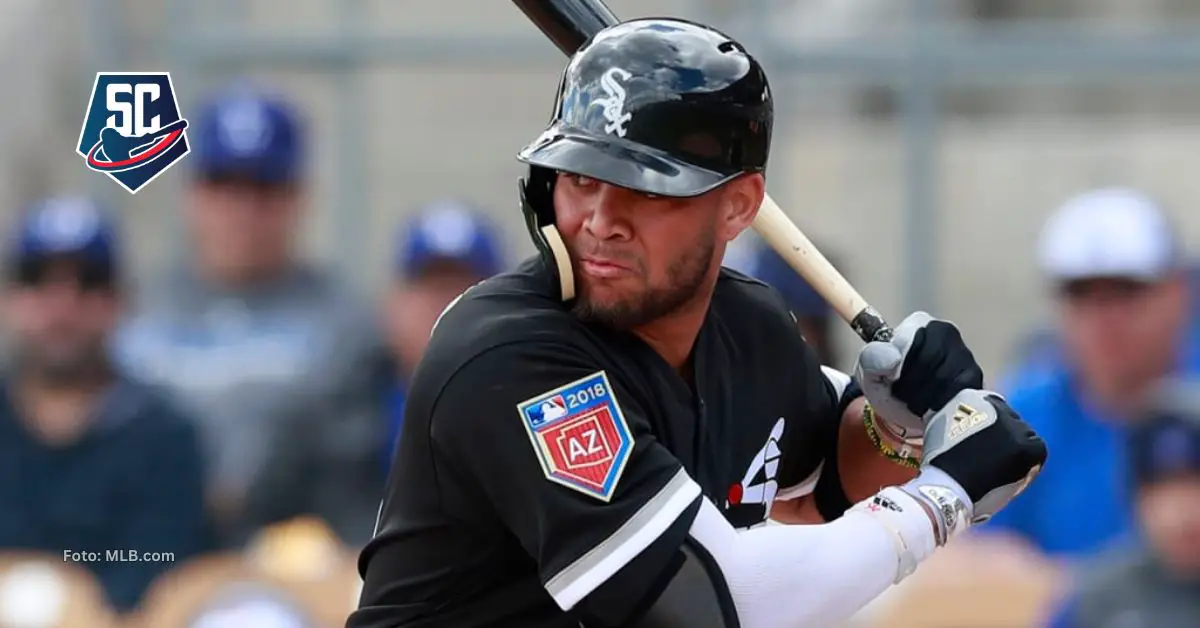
[352,18,1046,628]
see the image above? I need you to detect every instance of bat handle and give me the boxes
[751,195,894,345]
[849,307,893,344]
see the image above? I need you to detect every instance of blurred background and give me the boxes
[1,0,1200,626]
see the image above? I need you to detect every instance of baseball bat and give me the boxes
[511,0,893,344]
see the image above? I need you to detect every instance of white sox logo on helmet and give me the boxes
[595,67,633,137]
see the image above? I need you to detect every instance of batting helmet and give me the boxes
[516,17,773,300]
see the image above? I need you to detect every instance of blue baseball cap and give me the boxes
[1133,378,1200,485]
[396,200,504,280]
[7,196,119,269]
[723,235,830,318]
[192,83,304,184]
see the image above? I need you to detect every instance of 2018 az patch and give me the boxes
[518,371,633,502]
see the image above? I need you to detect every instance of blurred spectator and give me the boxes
[1000,326,1064,381]
[382,200,504,468]
[722,233,839,366]
[113,83,390,548]
[1189,258,1200,327]
[998,257,1200,388]
[1003,257,1200,380]
[1046,377,1200,626]
[0,197,210,612]
[985,188,1197,558]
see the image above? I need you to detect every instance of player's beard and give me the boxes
[571,231,715,331]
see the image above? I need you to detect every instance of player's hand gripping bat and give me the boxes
[511,0,894,344]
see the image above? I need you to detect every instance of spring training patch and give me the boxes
[518,371,633,502]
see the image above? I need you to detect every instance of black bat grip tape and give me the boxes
[850,307,893,344]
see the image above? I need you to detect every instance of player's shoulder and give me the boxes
[713,266,802,333]
[434,256,582,344]
[406,259,645,450]
[415,257,599,385]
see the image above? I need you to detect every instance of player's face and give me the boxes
[1059,276,1186,403]
[553,172,762,330]
[188,175,301,282]
[1138,474,1200,576]
[4,257,119,382]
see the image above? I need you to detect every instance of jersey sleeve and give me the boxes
[428,340,703,613]
[775,338,862,501]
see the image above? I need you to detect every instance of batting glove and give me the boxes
[897,388,1048,545]
[854,311,985,442]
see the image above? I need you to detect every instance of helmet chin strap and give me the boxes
[540,224,575,301]
[519,172,576,302]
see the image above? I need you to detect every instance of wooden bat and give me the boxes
[511,0,893,343]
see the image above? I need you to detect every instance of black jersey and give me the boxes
[350,258,855,628]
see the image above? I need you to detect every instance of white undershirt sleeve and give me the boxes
[688,487,938,628]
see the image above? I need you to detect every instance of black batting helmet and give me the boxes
[516,17,773,300]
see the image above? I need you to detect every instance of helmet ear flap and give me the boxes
[519,169,575,302]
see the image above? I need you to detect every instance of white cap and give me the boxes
[1038,187,1179,283]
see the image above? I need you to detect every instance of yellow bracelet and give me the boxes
[863,402,921,469]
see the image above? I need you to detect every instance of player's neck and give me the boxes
[634,326,694,375]
[13,369,112,446]
[198,258,293,291]
[632,290,713,374]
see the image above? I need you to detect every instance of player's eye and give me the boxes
[564,173,598,189]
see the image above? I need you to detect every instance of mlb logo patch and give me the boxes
[518,371,633,502]
[77,72,190,194]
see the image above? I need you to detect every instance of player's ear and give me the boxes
[718,173,764,241]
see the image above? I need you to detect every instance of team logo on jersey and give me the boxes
[725,418,786,528]
[518,371,633,502]
[77,72,190,194]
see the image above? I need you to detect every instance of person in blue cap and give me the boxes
[722,233,840,367]
[1046,376,1200,626]
[382,199,506,468]
[0,196,210,613]
[112,82,391,548]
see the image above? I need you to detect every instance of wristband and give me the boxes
[901,466,974,546]
[848,487,938,584]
